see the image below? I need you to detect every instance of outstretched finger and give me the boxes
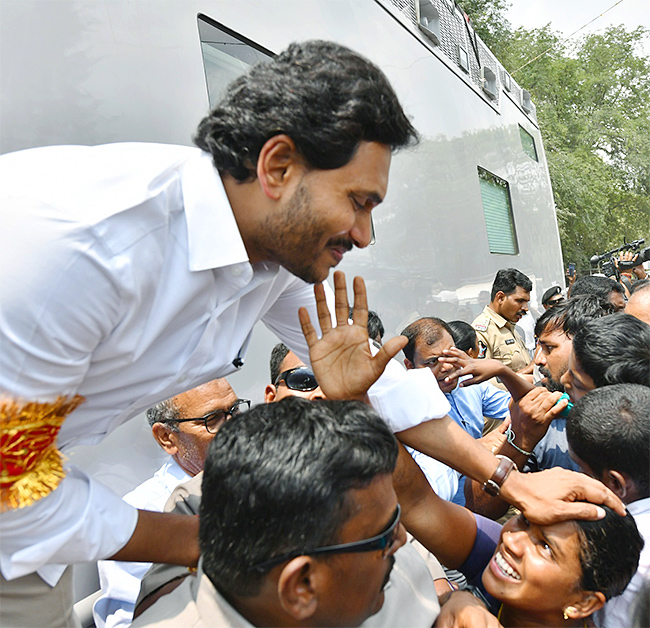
[351,275,369,330]
[333,271,351,328]
[298,307,319,348]
[314,282,333,334]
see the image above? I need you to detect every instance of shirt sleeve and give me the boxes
[368,364,451,432]
[407,447,460,502]
[479,383,512,419]
[260,274,333,366]
[0,465,138,583]
[0,198,126,400]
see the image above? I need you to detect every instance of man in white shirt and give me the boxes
[0,39,623,626]
[566,384,650,628]
[93,378,242,628]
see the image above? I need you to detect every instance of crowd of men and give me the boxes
[1,39,649,628]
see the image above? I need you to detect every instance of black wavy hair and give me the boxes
[575,506,643,601]
[534,294,615,339]
[194,40,418,181]
[199,398,398,597]
[572,314,650,388]
[567,384,650,497]
[490,268,532,301]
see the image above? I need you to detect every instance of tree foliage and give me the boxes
[461,1,650,270]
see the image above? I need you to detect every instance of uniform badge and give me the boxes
[474,318,488,332]
[478,341,487,358]
[505,339,515,345]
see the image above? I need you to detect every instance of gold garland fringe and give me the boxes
[1,395,85,511]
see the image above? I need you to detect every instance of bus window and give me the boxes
[198,15,274,107]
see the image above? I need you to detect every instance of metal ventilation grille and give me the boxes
[383,0,520,109]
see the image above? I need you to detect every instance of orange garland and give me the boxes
[0,395,84,511]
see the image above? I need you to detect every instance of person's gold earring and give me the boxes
[563,606,576,620]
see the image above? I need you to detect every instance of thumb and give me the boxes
[372,335,408,375]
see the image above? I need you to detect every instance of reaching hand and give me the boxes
[298,271,407,401]
[501,467,626,524]
[435,590,503,628]
[509,387,568,452]
[438,348,505,386]
[478,417,510,453]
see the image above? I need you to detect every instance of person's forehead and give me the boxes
[504,517,580,558]
[539,326,571,347]
[174,379,237,417]
[307,141,391,199]
[415,331,454,359]
[568,351,594,386]
[338,474,397,541]
[278,350,306,373]
[511,286,530,300]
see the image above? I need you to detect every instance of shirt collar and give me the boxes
[194,561,255,626]
[628,496,650,516]
[485,305,513,330]
[181,150,250,272]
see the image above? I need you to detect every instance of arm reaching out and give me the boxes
[439,348,534,402]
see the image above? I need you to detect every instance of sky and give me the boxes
[507,0,649,45]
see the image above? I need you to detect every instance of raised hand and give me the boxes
[298,271,407,401]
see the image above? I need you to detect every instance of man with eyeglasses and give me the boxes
[93,378,247,628]
[132,398,440,628]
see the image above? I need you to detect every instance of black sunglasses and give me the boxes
[173,398,251,433]
[251,504,402,572]
[274,366,319,392]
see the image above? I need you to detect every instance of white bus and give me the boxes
[1,0,564,614]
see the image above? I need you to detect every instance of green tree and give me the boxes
[461,2,650,270]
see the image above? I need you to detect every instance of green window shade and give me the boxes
[478,168,519,255]
[519,125,538,161]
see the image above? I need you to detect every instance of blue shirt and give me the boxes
[411,381,510,505]
[446,382,511,504]
[527,418,581,473]
[446,381,511,439]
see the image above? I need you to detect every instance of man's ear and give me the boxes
[494,291,506,304]
[565,590,606,620]
[404,358,414,370]
[602,468,633,501]
[264,384,278,403]
[256,134,303,201]
[276,556,319,621]
[151,423,179,456]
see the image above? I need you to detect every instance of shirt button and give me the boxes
[231,266,243,276]
[178,374,187,383]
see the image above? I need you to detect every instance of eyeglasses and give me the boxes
[547,297,565,306]
[251,504,402,572]
[173,399,251,433]
[274,366,319,392]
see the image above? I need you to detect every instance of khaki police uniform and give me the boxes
[472,306,531,372]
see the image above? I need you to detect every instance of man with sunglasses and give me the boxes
[132,398,440,628]
[93,378,247,628]
[264,343,326,403]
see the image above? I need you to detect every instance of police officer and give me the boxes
[472,268,533,373]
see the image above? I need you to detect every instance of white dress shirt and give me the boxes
[0,143,450,584]
[596,497,650,628]
[93,458,191,628]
